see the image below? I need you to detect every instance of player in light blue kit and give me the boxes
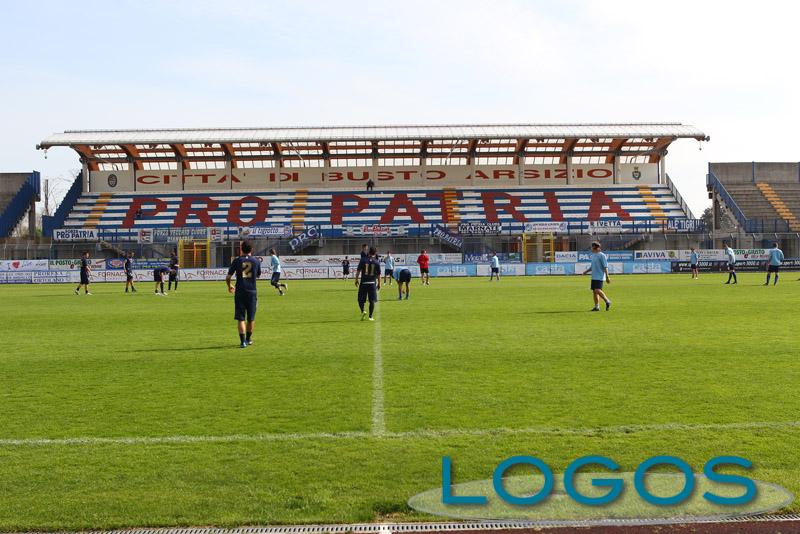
[764,242,784,286]
[383,251,395,285]
[268,248,288,296]
[723,242,737,284]
[582,241,611,311]
[489,251,501,281]
[689,247,699,279]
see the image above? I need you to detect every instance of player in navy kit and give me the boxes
[356,246,381,321]
[124,251,136,293]
[74,251,92,295]
[395,267,412,300]
[168,250,179,291]
[341,257,351,281]
[226,241,262,348]
[153,266,170,295]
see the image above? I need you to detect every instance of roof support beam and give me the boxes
[72,145,99,171]
[513,138,529,164]
[119,145,143,170]
[466,139,478,165]
[648,137,674,163]
[221,143,237,168]
[605,138,627,164]
[170,144,190,170]
[420,139,429,162]
[271,142,283,167]
[560,138,577,164]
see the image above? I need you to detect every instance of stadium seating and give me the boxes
[0,172,40,238]
[709,162,800,232]
[720,183,781,219]
[60,185,689,239]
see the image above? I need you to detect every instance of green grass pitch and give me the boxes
[0,273,798,530]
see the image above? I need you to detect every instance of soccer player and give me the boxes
[582,241,611,311]
[74,251,92,295]
[395,267,411,300]
[341,256,351,281]
[226,241,262,348]
[124,251,136,293]
[489,251,501,281]
[153,265,170,295]
[168,250,180,291]
[689,247,699,280]
[765,242,784,286]
[356,246,381,321]
[383,251,395,285]
[417,249,430,285]
[723,241,737,284]
[268,248,288,295]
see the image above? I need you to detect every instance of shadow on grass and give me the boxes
[121,345,235,353]
[522,310,587,315]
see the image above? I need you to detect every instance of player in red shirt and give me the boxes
[416,249,430,285]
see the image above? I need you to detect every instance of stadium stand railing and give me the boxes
[0,171,40,238]
[42,172,83,238]
[666,173,695,219]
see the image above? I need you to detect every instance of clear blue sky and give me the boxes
[2,0,798,214]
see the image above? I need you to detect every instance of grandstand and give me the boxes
[0,171,40,238]
[37,124,707,263]
[708,162,800,233]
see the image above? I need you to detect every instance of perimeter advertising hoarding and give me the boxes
[0,259,50,271]
[48,259,106,271]
[4,259,794,284]
[87,164,659,192]
[672,259,800,272]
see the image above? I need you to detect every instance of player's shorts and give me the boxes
[491,267,499,274]
[271,271,281,285]
[690,264,698,270]
[153,271,163,282]
[384,269,394,277]
[342,268,350,275]
[420,267,429,274]
[80,272,90,285]
[768,264,780,273]
[169,270,178,281]
[358,282,378,304]
[234,291,258,321]
[590,279,604,290]
[398,270,412,283]
[126,272,133,281]
[728,262,736,271]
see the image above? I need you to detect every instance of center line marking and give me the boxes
[371,307,385,436]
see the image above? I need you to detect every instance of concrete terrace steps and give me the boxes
[720,183,782,220]
[756,182,800,231]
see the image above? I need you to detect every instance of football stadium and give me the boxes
[2,122,800,533]
[3,2,800,533]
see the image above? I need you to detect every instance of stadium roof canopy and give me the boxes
[38,123,708,171]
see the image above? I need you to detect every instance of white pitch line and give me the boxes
[371,307,385,436]
[2,420,799,448]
